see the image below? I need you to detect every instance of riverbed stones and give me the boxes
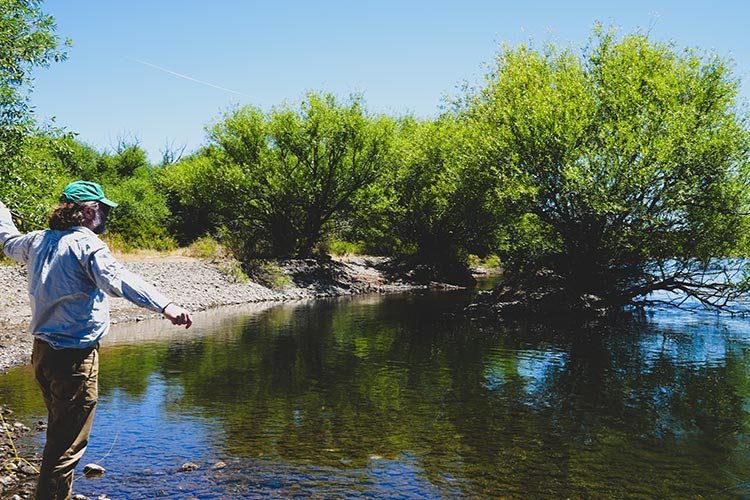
[180,462,199,471]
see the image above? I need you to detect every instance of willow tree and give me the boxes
[163,93,394,258]
[466,26,750,312]
[371,115,502,284]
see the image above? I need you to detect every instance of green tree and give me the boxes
[105,165,176,251]
[466,26,750,311]
[164,93,394,258]
[0,0,70,226]
[0,0,68,157]
[157,148,261,247]
[369,116,501,284]
[18,135,175,249]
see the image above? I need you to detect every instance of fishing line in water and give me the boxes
[95,429,120,465]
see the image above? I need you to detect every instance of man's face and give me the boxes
[85,202,110,234]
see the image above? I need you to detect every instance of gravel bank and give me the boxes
[0,255,420,374]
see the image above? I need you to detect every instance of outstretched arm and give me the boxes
[87,246,193,329]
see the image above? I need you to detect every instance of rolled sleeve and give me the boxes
[87,247,172,313]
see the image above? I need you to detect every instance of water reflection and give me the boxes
[2,290,750,497]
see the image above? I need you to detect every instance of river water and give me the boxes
[2,286,750,498]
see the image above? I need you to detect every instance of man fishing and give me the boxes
[0,180,192,499]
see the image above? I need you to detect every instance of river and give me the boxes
[2,286,750,498]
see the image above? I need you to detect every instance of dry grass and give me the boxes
[110,247,198,263]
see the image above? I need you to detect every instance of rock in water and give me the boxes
[180,462,200,472]
[83,463,106,477]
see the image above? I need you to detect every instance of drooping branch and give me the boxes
[624,259,750,312]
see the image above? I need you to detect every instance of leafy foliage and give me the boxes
[105,166,176,251]
[0,0,70,226]
[388,116,501,262]
[10,134,175,250]
[0,0,69,158]
[465,25,750,309]
[162,93,394,258]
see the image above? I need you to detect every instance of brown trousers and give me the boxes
[32,339,99,500]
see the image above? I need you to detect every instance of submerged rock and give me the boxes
[180,462,199,472]
[83,463,106,477]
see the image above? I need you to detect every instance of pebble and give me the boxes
[19,464,37,475]
[13,422,29,432]
[211,461,227,469]
[180,462,199,471]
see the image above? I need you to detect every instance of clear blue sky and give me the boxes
[28,0,750,163]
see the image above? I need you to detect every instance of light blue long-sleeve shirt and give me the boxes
[0,207,172,349]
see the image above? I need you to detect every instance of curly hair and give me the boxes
[48,202,88,230]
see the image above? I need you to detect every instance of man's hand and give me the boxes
[163,303,193,329]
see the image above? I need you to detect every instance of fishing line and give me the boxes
[95,429,120,465]
[0,410,40,474]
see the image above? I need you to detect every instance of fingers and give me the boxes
[163,304,193,329]
[170,312,193,329]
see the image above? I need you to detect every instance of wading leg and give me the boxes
[32,340,99,500]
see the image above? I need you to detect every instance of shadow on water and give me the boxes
[3,287,750,498]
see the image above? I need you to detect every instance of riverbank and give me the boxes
[0,255,437,374]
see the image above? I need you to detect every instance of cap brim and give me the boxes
[99,197,118,208]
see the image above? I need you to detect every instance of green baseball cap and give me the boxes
[60,180,118,208]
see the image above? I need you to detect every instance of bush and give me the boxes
[326,239,366,256]
[105,166,176,251]
[162,93,395,259]
[187,235,227,260]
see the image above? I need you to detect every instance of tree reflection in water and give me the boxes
[2,291,750,497]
